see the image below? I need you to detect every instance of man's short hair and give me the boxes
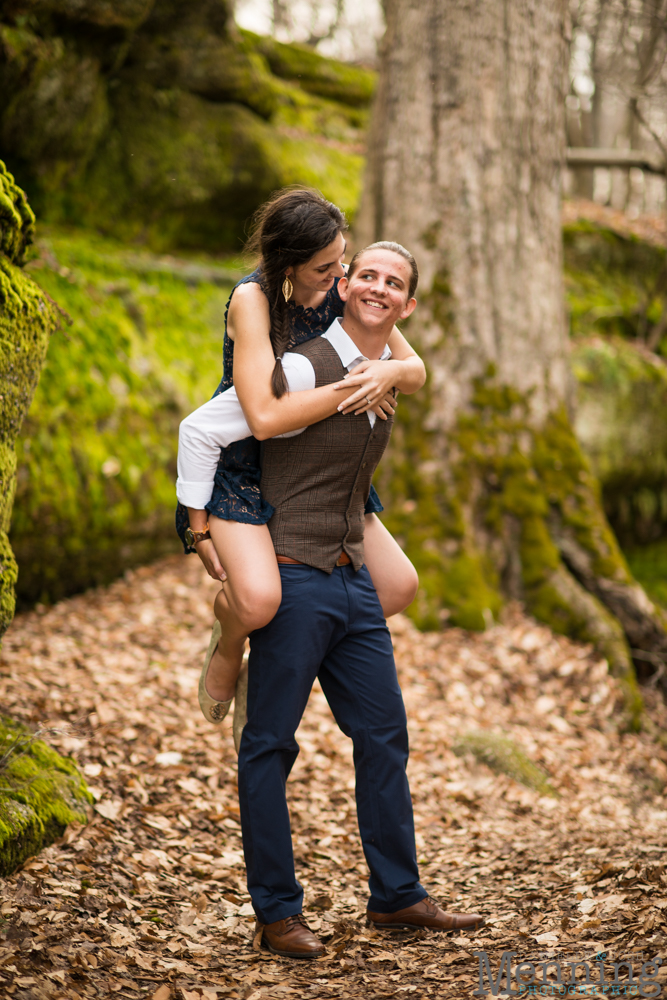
[347,241,419,298]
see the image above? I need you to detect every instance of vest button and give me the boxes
[362,462,367,469]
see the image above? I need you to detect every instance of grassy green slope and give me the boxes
[12,228,236,605]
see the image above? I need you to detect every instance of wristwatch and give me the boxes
[185,525,211,547]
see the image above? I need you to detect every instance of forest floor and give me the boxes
[2,555,667,1000]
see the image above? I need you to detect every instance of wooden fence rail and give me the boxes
[566,147,665,175]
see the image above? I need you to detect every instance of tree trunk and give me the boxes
[358,0,667,718]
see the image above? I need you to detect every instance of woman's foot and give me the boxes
[198,622,238,724]
[205,639,242,702]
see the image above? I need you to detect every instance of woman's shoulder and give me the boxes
[232,279,265,301]
[233,268,264,295]
[229,273,269,313]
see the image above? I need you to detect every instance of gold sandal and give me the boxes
[198,621,233,724]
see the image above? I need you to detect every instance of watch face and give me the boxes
[184,527,195,547]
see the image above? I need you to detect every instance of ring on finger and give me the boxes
[365,395,372,406]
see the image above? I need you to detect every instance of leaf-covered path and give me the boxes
[1,555,667,999]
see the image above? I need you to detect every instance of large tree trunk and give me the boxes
[358,0,667,718]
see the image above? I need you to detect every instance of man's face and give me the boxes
[338,249,416,330]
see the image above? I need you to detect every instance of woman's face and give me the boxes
[289,232,346,294]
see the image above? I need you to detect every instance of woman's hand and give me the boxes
[195,538,228,583]
[334,359,404,415]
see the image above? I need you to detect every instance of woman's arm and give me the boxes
[335,326,426,415]
[231,283,368,440]
[231,284,423,437]
[387,326,427,393]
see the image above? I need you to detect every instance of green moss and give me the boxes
[0,716,91,876]
[572,337,667,549]
[625,540,667,609]
[0,159,35,265]
[452,731,557,796]
[0,10,375,252]
[11,226,234,605]
[2,33,109,176]
[0,172,58,631]
[249,31,376,108]
[564,221,667,346]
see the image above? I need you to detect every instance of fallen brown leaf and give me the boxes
[0,556,664,999]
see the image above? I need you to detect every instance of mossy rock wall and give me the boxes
[564,220,667,345]
[564,221,667,549]
[0,2,372,252]
[12,226,237,606]
[0,716,91,876]
[573,336,667,545]
[0,161,58,633]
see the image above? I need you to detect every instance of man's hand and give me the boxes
[371,391,398,420]
[334,359,403,415]
[195,538,227,583]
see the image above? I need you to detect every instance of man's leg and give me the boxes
[317,564,426,914]
[237,563,347,926]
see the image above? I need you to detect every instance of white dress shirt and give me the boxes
[176,317,392,509]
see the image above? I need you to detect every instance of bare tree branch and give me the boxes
[630,94,667,163]
[306,0,346,47]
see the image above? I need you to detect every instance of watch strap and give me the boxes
[186,524,211,545]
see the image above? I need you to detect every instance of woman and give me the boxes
[177,188,425,723]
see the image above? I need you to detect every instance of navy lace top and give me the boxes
[175,269,383,550]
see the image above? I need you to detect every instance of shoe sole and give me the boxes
[263,941,323,959]
[368,919,485,932]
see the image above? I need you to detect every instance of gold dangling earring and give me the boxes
[282,275,293,303]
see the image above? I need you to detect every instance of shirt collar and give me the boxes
[322,316,391,366]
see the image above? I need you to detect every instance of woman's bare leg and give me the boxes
[204,519,281,702]
[364,513,419,618]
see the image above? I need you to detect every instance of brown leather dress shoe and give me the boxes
[367,895,485,931]
[260,914,324,958]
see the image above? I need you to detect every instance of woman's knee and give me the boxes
[400,564,419,609]
[381,564,419,617]
[232,582,282,631]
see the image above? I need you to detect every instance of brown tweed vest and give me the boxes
[260,336,393,573]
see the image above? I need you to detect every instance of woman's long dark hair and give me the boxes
[245,188,348,397]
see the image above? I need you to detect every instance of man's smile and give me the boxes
[361,298,388,310]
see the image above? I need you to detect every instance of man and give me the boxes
[238,242,484,958]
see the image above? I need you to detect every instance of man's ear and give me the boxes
[337,275,349,301]
[400,297,417,320]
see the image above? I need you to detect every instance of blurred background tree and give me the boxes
[566,0,667,210]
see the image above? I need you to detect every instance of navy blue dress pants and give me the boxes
[238,562,426,925]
